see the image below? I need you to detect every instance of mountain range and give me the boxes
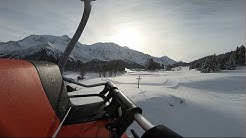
[0,35,176,67]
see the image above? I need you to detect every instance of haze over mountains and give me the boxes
[0,35,176,67]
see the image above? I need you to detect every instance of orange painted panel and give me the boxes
[57,120,127,138]
[58,120,129,138]
[58,120,110,137]
[0,59,60,137]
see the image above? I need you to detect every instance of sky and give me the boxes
[0,0,245,62]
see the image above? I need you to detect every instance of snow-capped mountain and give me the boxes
[0,35,176,66]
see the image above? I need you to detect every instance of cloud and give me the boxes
[0,0,244,62]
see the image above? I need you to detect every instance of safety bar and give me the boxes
[68,93,106,99]
[105,81,182,137]
[106,82,155,130]
[64,78,182,137]
[63,77,106,87]
[134,113,154,131]
[64,78,152,130]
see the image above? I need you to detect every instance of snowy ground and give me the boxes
[64,66,245,137]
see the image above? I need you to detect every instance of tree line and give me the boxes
[96,60,125,77]
[189,45,245,73]
[75,59,127,79]
[145,58,162,70]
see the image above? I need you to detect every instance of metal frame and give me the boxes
[57,0,182,137]
[65,78,154,134]
[58,0,94,73]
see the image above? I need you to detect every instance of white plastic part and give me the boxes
[52,107,72,138]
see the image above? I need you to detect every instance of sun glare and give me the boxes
[111,27,142,50]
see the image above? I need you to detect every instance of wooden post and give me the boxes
[136,75,142,88]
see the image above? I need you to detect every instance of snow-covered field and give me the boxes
[64,66,245,137]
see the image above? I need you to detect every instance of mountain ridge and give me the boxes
[0,34,177,66]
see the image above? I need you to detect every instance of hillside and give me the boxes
[0,35,176,70]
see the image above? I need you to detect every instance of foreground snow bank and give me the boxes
[65,67,245,137]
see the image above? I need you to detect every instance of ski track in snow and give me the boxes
[65,67,245,137]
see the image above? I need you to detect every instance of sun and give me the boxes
[111,27,142,50]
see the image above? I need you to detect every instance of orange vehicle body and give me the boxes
[0,59,124,137]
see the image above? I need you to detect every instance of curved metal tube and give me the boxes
[68,94,106,99]
[63,77,106,87]
[133,113,154,131]
[58,0,93,73]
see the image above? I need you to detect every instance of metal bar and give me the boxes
[66,80,155,132]
[63,77,106,87]
[133,113,154,131]
[58,0,93,73]
[68,94,105,99]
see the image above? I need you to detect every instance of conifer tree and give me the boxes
[226,56,236,70]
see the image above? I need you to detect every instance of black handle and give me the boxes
[141,125,183,138]
[131,129,140,138]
